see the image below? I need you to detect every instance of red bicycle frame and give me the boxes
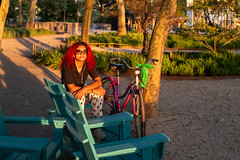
[103,76,138,114]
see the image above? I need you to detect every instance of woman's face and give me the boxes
[75,45,87,62]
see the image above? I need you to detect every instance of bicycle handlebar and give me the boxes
[111,58,158,70]
[110,58,120,61]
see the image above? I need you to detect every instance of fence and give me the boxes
[2,31,17,38]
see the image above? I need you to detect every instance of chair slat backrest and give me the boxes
[43,78,68,117]
[64,91,96,145]
[66,116,99,160]
[0,107,8,136]
[64,91,98,160]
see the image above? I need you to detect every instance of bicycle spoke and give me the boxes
[132,90,146,138]
[102,77,116,116]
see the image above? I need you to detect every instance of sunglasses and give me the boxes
[75,49,87,55]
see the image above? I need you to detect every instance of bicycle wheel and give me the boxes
[133,89,146,138]
[102,77,117,116]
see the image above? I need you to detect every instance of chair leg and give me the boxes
[27,151,42,160]
[142,148,153,160]
[120,121,131,140]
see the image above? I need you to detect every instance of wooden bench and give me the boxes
[63,90,170,160]
[0,107,66,160]
[43,78,134,153]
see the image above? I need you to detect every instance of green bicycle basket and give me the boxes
[136,63,153,88]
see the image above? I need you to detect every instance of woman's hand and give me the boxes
[92,87,105,96]
[74,87,87,99]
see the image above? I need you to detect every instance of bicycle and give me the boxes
[101,58,158,138]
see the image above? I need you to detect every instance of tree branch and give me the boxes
[198,39,214,52]
[219,35,240,49]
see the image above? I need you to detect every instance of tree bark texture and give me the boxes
[18,0,23,25]
[0,0,10,50]
[28,0,37,29]
[116,0,126,35]
[81,0,94,43]
[144,0,177,118]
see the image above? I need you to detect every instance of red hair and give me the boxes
[60,42,96,71]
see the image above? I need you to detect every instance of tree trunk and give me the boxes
[100,1,104,24]
[0,0,10,50]
[144,0,177,118]
[18,0,23,26]
[214,37,216,54]
[142,0,148,54]
[116,0,126,35]
[81,0,94,43]
[226,7,229,28]
[28,0,37,29]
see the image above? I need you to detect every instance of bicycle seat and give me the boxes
[109,63,125,71]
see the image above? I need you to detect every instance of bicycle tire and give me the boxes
[133,89,146,138]
[102,77,117,116]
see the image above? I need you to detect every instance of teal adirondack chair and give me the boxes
[0,107,66,160]
[63,91,170,160]
[43,78,134,154]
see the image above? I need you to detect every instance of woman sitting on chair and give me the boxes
[60,42,106,141]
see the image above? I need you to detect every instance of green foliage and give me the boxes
[34,45,240,77]
[162,50,240,76]
[166,34,205,49]
[67,32,240,50]
[94,51,147,73]
[6,0,31,23]
[3,27,56,38]
[67,31,144,46]
[180,0,240,53]
[37,0,81,22]
[35,47,65,70]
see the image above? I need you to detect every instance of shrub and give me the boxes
[3,27,56,38]
[35,47,65,70]
[161,50,240,76]
[34,45,240,77]
[67,31,144,46]
[94,51,147,73]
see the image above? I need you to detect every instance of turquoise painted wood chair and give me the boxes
[43,78,134,154]
[63,90,170,160]
[0,107,66,160]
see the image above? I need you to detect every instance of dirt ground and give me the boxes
[0,35,239,159]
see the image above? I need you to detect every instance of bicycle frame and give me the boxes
[103,68,141,115]
[103,58,158,138]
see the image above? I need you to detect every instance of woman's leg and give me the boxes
[88,93,104,118]
[69,92,86,111]
[84,93,105,141]
[78,95,86,112]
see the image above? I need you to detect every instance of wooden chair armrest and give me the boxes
[48,108,56,115]
[93,133,170,158]
[95,138,155,158]
[3,116,66,127]
[74,135,165,159]
[0,135,50,152]
[88,112,133,128]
